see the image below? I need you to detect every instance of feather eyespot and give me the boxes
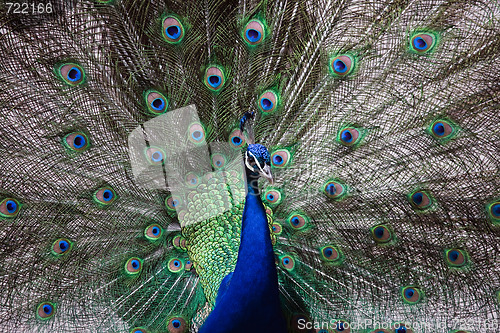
[52,238,72,256]
[167,316,188,333]
[271,149,290,168]
[280,255,295,270]
[145,147,165,165]
[487,201,500,224]
[229,129,245,148]
[162,16,185,44]
[63,132,89,152]
[263,189,282,205]
[445,248,467,267]
[168,258,184,273]
[410,32,436,54]
[125,257,143,275]
[204,66,225,91]
[320,245,341,262]
[145,90,168,115]
[371,225,392,243]
[394,323,413,333]
[258,90,279,113]
[401,286,423,304]
[429,119,455,140]
[288,213,307,230]
[145,224,163,241]
[57,63,85,86]
[188,123,206,144]
[272,223,282,235]
[165,195,182,211]
[243,19,265,46]
[332,320,351,333]
[37,302,55,320]
[324,180,346,199]
[185,260,193,271]
[329,55,355,76]
[211,153,226,169]
[409,190,433,210]
[94,187,116,205]
[338,127,361,146]
[185,172,199,187]
[0,198,20,218]
[130,328,148,333]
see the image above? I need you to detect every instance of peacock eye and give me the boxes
[258,90,278,113]
[329,55,355,77]
[145,147,165,165]
[211,153,227,169]
[487,201,500,222]
[145,224,163,240]
[371,225,392,243]
[167,316,188,332]
[52,238,72,256]
[280,255,295,270]
[401,286,422,304]
[394,323,412,333]
[410,32,436,54]
[165,195,182,211]
[93,187,116,205]
[204,66,225,91]
[324,180,346,199]
[125,257,143,275]
[185,172,199,187]
[271,149,290,168]
[37,302,56,320]
[63,132,89,152]
[188,122,206,144]
[168,258,184,272]
[409,190,433,210]
[338,127,361,146]
[288,213,307,230]
[263,189,282,205]
[145,90,168,114]
[57,63,85,86]
[429,119,455,140]
[243,19,265,46]
[228,128,245,148]
[0,198,21,218]
[271,223,282,235]
[162,16,185,43]
[445,248,467,267]
[320,245,341,262]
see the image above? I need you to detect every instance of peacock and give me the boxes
[0,0,499,332]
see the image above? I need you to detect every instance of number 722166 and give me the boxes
[6,2,53,14]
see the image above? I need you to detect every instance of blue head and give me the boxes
[245,144,273,183]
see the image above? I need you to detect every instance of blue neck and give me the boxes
[199,173,287,333]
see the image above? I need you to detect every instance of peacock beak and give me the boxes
[260,164,274,185]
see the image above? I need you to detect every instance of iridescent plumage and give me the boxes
[0,1,499,332]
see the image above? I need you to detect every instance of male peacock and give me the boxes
[0,0,499,333]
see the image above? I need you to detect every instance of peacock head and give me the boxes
[245,144,273,184]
